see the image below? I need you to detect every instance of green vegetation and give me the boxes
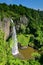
[17,34,34,46]
[0,3,43,20]
[0,30,42,65]
[17,34,30,46]
[20,24,26,34]
[32,52,41,60]
[0,3,43,65]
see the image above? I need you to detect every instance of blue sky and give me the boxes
[0,0,43,10]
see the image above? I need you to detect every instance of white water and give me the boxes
[11,19,19,55]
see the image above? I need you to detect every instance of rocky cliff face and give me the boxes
[20,15,28,25]
[0,18,10,40]
[14,15,28,32]
[0,15,28,40]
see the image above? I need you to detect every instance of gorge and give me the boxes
[0,3,43,65]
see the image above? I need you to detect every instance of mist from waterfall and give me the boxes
[11,19,19,55]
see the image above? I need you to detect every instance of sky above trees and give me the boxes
[0,0,43,10]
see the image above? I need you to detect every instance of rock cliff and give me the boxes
[14,15,28,32]
[0,18,10,40]
[0,15,28,40]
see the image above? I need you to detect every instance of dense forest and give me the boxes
[0,3,43,65]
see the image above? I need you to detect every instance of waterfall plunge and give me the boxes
[11,19,19,55]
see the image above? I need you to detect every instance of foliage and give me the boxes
[0,30,7,65]
[28,60,40,65]
[20,24,26,33]
[0,30,41,65]
[26,27,30,34]
[36,30,43,45]
[0,3,42,21]
[0,3,43,65]
[32,52,41,60]
[17,34,32,46]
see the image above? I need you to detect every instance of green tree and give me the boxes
[0,30,7,65]
[20,24,26,33]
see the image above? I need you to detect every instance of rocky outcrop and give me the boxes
[20,15,28,25]
[14,15,28,32]
[0,18,10,40]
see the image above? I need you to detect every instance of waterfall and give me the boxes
[11,19,19,55]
